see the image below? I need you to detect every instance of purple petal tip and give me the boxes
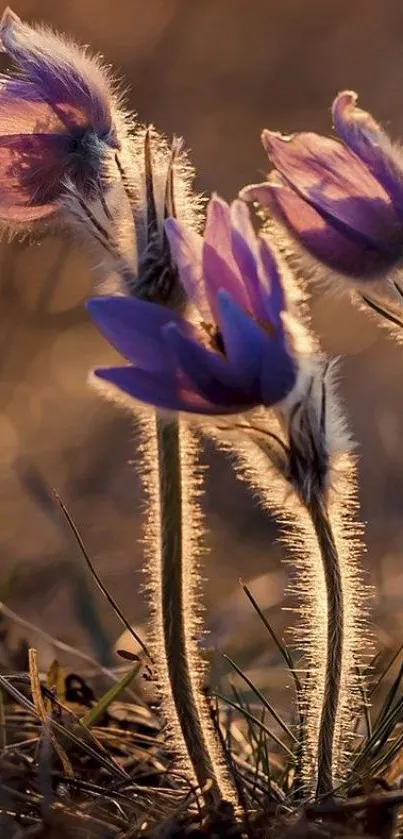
[87,296,108,313]
[86,295,119,321]
[238,183,264,202]
[164,217,177,235]
[230,197,248,218]
[332,90,358,125]
[161,321,179,338]
[0,6,17,52]
[261,128,288,155]
[238,182,276,206]
[217,287,233,305]
[209,192,228,209]
[0,6,20,28]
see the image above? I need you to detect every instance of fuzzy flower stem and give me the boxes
[156,415,223,807]
[308,492,344,800]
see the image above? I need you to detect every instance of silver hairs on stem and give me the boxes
[208,352,369,799]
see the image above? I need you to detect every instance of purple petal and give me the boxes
[0,93,65,134]
[229,199,256,246]
[229,200,268,320]
[204,195,241,279]
[261,180,396,277]
[240,182,278,206]
[230,199,287,328]
[202,196,250,321]
[257,238,286,327]
[262,130,402,254]
[164,217,211,319]
[93,366,251,416]
[163,322,255,407]
[87,296,186,374]
[332,90,403,219]
[259,337,297,406]
[0,132,71,216]
[0,93,79,216]
[216,290,266,390]
[0,202,51,222]
[202,241,250,322]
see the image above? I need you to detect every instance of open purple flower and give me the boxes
[0,7,124,224]
[87,196,297,415]
[241,91,403,280]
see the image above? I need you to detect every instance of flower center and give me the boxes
[258,317,275,338]
[201,314,274,356]
[201,322,226,355]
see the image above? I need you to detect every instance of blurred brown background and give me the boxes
[1,0,403,676]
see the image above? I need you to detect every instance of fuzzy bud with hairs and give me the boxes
[0,7,132,230]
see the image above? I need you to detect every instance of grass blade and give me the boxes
[215,691,295,761]
[241,582,302,697]
[81,663,140,728]
[53,490,151,662]
[223,653,298,744]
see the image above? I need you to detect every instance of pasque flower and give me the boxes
[87,196,297,415]
[241,91,403,281]
[0,7,126,224]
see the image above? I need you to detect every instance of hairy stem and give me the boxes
[308,493,344,799]
[209,432,365,798]
[156,415,225,807]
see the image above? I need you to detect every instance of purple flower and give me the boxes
[0,7,124,224]
[241,91,403,280]
[87,197,297,415]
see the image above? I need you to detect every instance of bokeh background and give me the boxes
[1,0,403,685]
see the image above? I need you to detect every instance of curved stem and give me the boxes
[157,415,225,807]
[308,493,344,799]
[212,433,363,800]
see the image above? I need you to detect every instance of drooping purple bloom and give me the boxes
[0,7,124,223]
[87,196,297,416]
[241,91,403,280]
